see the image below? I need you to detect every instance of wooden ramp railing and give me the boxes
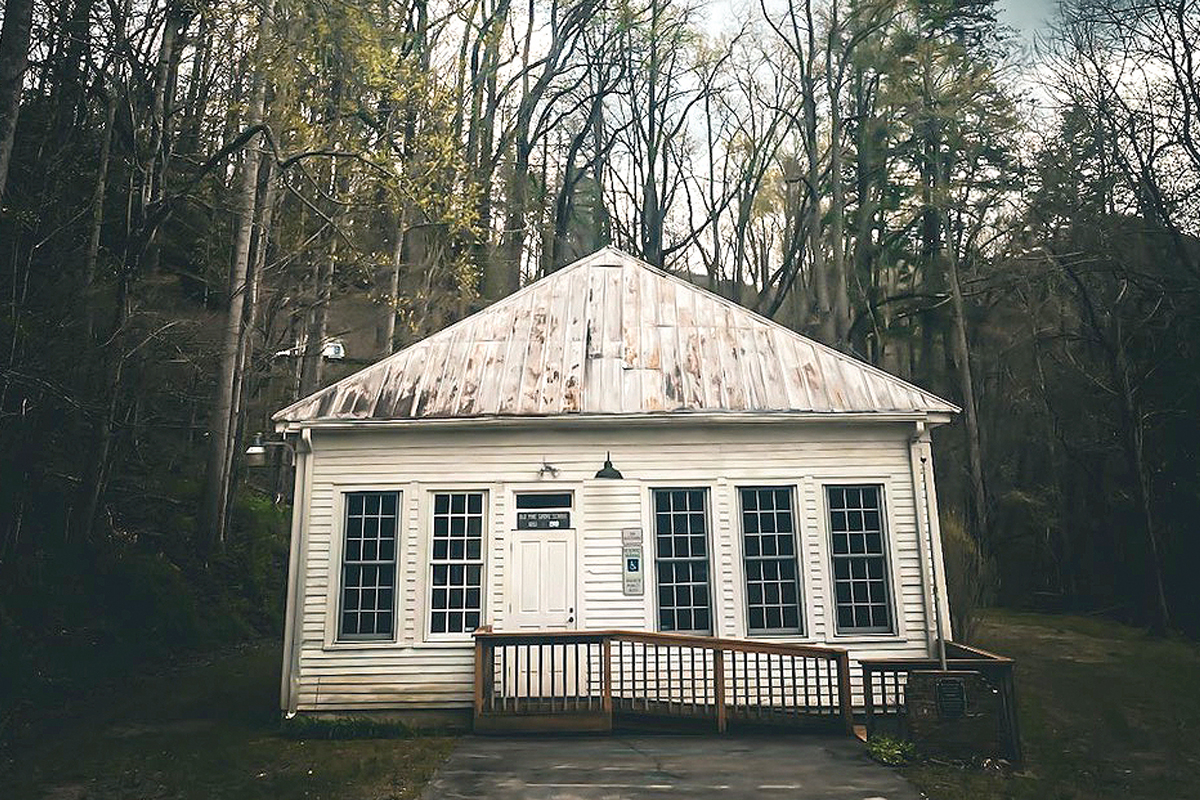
[473,629,852,735]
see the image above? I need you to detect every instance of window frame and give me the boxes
[424,488,489,641]
[736,484,805,636]
[823,482,897,636]
[329,487,403,645]
[650,486,715,635]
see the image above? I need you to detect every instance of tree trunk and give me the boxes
[826,0,851,348]
[495,142,531,296]
[850,63,881,360]
[379,205,406,357]
[1025,297,1076,601]
[140,4,190,274]
[198,0,273,555]
[53,0,96,133]
[223,157,279,525]
[1113,323,1171,632]
[0,0,34,197]
[178,10,212,158]
[299,159,342,397]
[943,209,988,545]
[83,97,117,339]
[143,6,185,212]
[640,0,664,267]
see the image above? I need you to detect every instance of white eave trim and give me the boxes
[275,409,957,434]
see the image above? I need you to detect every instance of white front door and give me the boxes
[508,529,576,630]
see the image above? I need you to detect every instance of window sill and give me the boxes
[421,635,476,647]
[829,632,908,644]
[741,633,827,646]
[321,637,476,652]
[323,639,402,651]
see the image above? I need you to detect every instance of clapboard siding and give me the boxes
[289,420,939,712]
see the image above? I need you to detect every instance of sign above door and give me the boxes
[517,511,571,529]
[515,492,572,530]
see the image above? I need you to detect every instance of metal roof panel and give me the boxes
[273,247,960,423]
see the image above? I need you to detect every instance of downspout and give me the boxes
[919,452,948,671]
[280,428,313,716]
[921,433,955,644]
[909,421,948,669]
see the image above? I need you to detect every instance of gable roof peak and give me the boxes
[274,247,958,424]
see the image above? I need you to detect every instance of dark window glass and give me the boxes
[740,487,804,634]
[340,491,399,639]
[652,489,712,633]
[827,485,891,633]
[515,493,573,509]
[430,492,485,634]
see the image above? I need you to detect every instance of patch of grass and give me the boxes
[0,641,455,800]
[868,734,916,766]
[903,610,1200,800]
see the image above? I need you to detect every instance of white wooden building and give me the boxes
[274,246,959,727]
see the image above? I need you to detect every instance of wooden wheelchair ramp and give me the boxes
[473,630,853,735]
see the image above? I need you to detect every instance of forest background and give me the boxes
[1,0,1198,731]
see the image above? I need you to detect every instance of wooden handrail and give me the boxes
[943,640,1013,662]
[472,630,611,646]
[859,658,1012,673]
[475,628,848,660]
[860,641,1013,670]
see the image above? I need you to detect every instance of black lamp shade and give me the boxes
[595,452,623,479]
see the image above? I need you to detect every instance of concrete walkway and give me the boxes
[421,734,922,799]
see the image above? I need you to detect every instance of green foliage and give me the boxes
[868,734,917,766]
[0,479,290,737]
[941,510,993,643]
[216,489,292,635]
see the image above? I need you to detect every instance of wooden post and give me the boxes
[713,646,727,733]
[836,652,853,735]
[474,637,487,721]
[602,637,614,730]
[1002,665,1024,767]
[863,664,876,739]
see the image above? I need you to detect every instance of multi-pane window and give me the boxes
[429,491,484,634]
[740,487,803,634]
[653,489,712,633]
[339,491,398,639]
[827,485,891,633]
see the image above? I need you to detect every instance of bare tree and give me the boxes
[0,0,34,196]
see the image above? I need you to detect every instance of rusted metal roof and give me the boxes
[274,247,958,424]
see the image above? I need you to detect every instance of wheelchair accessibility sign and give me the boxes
[622,545,643,595]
